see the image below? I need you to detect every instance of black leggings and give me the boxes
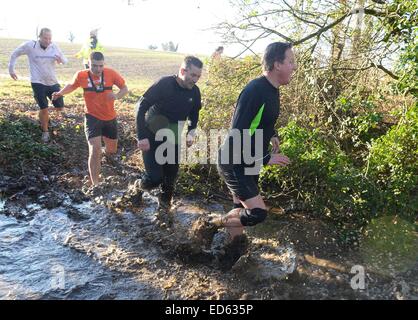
[141,136,180,195]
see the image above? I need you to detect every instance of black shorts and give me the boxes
[217,163,260,201]
[31,83,64,110]
[84,114,118,140]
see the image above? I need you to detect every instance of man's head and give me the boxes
[90,29,98,38]
[178,56,203,90]
[262,42,297,85]
[89,51,105,75]
[38,28,52,48]
[216,46,224,54]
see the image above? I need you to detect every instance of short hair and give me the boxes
[38,28,51,37]
[90,51,105,61]
[262,42,293,72]
[183,56,203,70]
[216,46,224,52]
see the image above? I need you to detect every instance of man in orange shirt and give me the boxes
[52,51,128,186]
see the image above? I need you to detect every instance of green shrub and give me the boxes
[366,104,418,222]
[0,116,61,175]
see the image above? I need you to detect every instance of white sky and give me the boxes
[0,0,244,55]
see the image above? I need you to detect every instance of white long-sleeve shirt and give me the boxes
[8,40,68,86]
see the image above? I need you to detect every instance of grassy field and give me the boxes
[0,38,206,92]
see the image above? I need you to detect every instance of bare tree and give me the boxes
[215,0,401,79]
[161,41,179,52]
[68,32,75,43]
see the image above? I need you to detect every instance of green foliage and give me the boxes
[395,35,418,96]
[380,0,418,96]
[177,164,225,198]
[366,104,418,221]
[0,116,61,175]
[260,121,376,230]
[259,112,417,238]
[334,94,386,163]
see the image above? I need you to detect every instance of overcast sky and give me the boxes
[0,0,244,55]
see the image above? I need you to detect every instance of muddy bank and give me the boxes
[1,170,418,300]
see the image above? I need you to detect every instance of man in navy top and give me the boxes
[136,56,203,217]
[215,42,297,241]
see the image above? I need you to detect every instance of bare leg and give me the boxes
[103,137,118,155]
[39,109,49,132]
[87,137,102,186]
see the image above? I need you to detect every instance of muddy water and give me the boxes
[0,195,168,299]
[0,191,254,300]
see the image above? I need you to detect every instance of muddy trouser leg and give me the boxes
[160,143,179,204]
[141,138,163,191]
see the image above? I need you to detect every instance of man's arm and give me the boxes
[186,88,202,147]
[8,42,30,80]
[108,85,128,101]
[54,44,68,65]
[135,78,168,142]
[51,84,78,100]
[135,96,154,151]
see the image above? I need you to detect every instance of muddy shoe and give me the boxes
[227,234,249,256]
[129,188,143,207]
[41,131,50,143]
[157,189,173,209]
[118,181,144,208]
[208,215,227,229]
[211,232,249,270]
[157,199,171,211]
[82,184,104,198]
[190,215,219,248]
[155,207,173,228]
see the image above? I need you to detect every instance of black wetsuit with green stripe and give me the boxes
[219,76,280,168]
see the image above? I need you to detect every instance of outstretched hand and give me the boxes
[186,133,195,148]
[55,55,64,64]
[51,92,63,101]
[267,153,291,166]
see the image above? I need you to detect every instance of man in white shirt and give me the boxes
[8,28,68,142]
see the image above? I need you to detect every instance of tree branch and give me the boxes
[374,63,399,80]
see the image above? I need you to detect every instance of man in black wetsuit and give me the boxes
[135,56,203,214]
[214,42,297,240]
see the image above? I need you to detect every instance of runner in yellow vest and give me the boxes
[76,29,104,69]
